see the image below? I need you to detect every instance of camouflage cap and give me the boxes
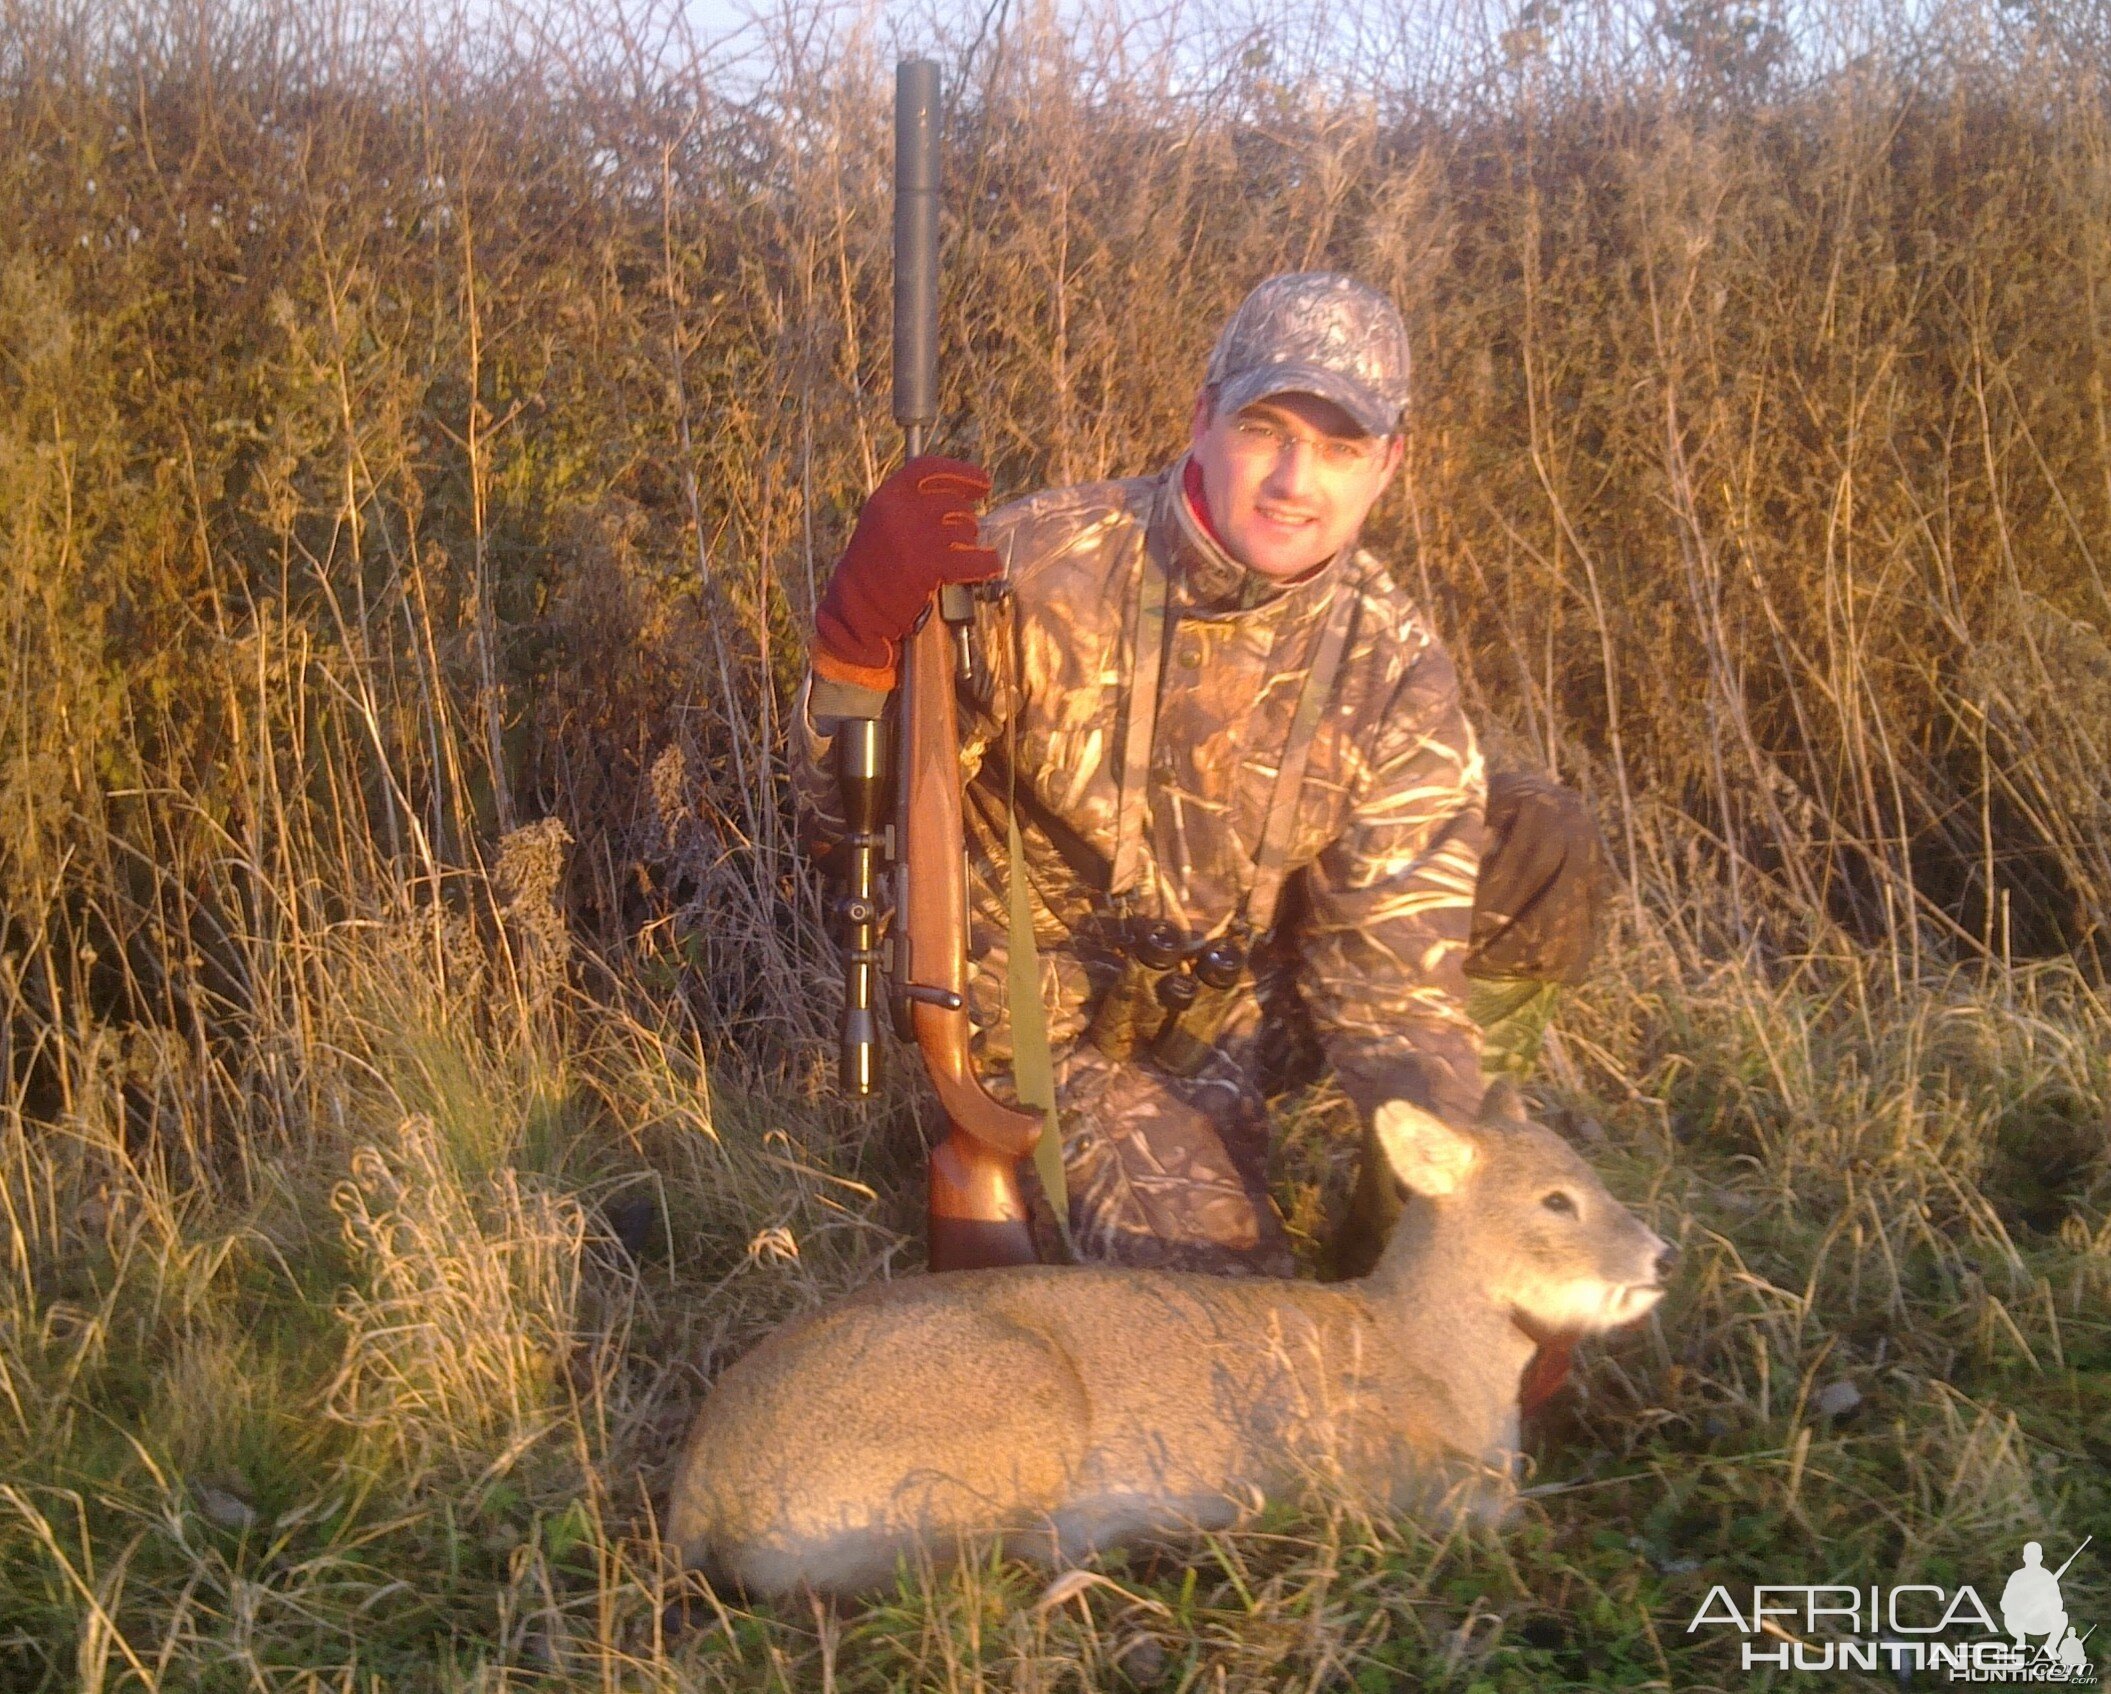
[1205,272,1411,438]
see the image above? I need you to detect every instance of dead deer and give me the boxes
[666,1085,1672,1597]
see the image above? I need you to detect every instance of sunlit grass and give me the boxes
[1,0,2106,1683]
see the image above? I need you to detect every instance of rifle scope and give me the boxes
[834,718,887,1097]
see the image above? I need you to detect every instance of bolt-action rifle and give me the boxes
[831,60,1043,1273]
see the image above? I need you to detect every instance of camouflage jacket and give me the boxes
[797,456,1489,1127]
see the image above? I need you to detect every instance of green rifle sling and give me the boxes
[1008,814,1072,1255]
[1004,581,1072,1257]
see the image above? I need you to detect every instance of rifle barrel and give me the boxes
[893,59,940,449]
[2050,1535,2091,1582]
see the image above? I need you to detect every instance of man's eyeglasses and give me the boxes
[1228,415,1388,472]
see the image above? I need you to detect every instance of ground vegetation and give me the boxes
[1,0,2106,1684]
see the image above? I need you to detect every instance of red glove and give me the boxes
[813,457,1001,692]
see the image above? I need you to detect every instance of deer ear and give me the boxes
[1480,1078,1530,1127]
[1374,1100,1479,1196]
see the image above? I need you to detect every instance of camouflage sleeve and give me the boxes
[790,601,1018,862]
[789,673,865,856]
[1296,642,1489,1129]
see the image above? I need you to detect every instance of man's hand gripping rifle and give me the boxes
[821,61,1045,1273]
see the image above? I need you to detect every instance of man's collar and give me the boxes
[1157,455,1349,614]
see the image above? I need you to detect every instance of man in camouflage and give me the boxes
[798,272,1606,1277]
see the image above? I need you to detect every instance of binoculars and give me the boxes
[1088,915,1247,1078]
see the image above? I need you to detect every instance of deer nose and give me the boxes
[1654,1242,1679,1281]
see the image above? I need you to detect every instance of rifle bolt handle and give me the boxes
[902,983,966,1011]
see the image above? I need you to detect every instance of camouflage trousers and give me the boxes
[1047,771,1609,1278]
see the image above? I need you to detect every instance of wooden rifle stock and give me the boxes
[898,604,1043,1271]
[897,611,1043,1160]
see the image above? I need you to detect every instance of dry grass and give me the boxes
[0,0,2106,1685]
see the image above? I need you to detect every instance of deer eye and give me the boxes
[1542,1191,1578,1216]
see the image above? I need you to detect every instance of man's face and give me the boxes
[1188,390,1404,580]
